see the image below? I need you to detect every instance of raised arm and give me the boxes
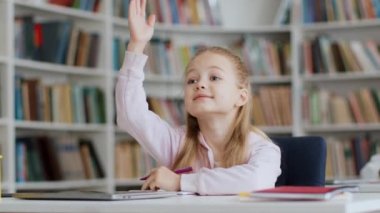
[116,0,183,167]
[127,0,155,53]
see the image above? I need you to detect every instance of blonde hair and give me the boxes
[172,46,269,169]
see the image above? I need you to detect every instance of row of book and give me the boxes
[113,36,204,76]
[15,16,100,67]
[113,36,292,77]
[303,0,380,23]
[325,135,380,179]
[303,36,380,74]
[115,139,157,179]
[16,135,104,182]
[145,40,204,77]
[243,36,291,77]
[303,88,380,125]
[251,86,292,127]
[147,97,185,127]
[48,0,101,12]
[15,76,106,124]
[114,0,222,26]
[145,86,293,128]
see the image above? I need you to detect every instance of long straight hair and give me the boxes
[172,47,268,169]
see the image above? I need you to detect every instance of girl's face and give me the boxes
[184,52,248,118]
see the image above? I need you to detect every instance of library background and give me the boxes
[0,0,379,194]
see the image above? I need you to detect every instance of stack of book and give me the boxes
[15,136,105,182]
[14,76,106,124]
[15,16,100,68]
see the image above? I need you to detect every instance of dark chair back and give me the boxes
[272,136,327,186]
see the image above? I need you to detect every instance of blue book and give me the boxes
[15,139,26,183]
[40,21,72,64]
[122,0,130,18]
[169,0,179,24]
[71,85,85,123]
[14,75,24,120]
[372,0,380,18]
[113,37,121,71]
[57,21,73,64]
[86,0,95,11]
[80,0,87,10]
[303,0,312,23]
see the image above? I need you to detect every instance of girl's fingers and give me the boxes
[147,14,156,27]
[150,183,160,191]
[136,0,141,16]
[142,0,146,16]
[141,172,155,190]
[141,179,150,190]
[129,0,135,17]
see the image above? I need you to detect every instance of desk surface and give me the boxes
[1,193,380,213]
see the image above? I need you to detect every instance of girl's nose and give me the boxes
[196,84,205,90]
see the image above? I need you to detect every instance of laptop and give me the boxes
[13,190,185,201]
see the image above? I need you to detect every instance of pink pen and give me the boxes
[140,166,193,181]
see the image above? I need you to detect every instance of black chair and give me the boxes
[272,136,327,186]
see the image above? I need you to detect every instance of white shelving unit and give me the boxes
[1,0,115,193]
[0,56,7,64]
[1,0,379,193]
[299,0,380,181]
[0,118,8,126]
[300,20,380,134]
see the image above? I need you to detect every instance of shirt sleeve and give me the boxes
[115,51,183,167]
[180,140,281,195]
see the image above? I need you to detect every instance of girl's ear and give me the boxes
[235,88,249,107]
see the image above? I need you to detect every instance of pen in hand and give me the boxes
[140,166,193,181]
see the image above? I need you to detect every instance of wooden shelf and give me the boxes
[303,73,380,82]
[113,17,291,34]
[14,0,105,22]
[16,179,107,191]
[14,121,107,132]
[304,123,380,133]
[15,59,105,77]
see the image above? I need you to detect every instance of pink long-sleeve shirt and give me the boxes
[116,51,281,195]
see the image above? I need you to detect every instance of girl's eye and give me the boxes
[210,76,221,81]
[187,79,197,84]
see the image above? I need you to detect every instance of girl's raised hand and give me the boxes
[127,0,156,53]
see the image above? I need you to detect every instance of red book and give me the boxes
[249,186,358,200]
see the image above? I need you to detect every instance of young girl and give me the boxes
[116,0,281,195]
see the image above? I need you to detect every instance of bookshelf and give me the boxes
[1,0,379,193]
[301,0,380,180]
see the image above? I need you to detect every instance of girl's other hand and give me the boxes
[141,166,181,191]
[127,0,156,53]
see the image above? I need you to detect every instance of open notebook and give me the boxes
[13,190,194,201]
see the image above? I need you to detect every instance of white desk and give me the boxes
[1,193,380,213]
